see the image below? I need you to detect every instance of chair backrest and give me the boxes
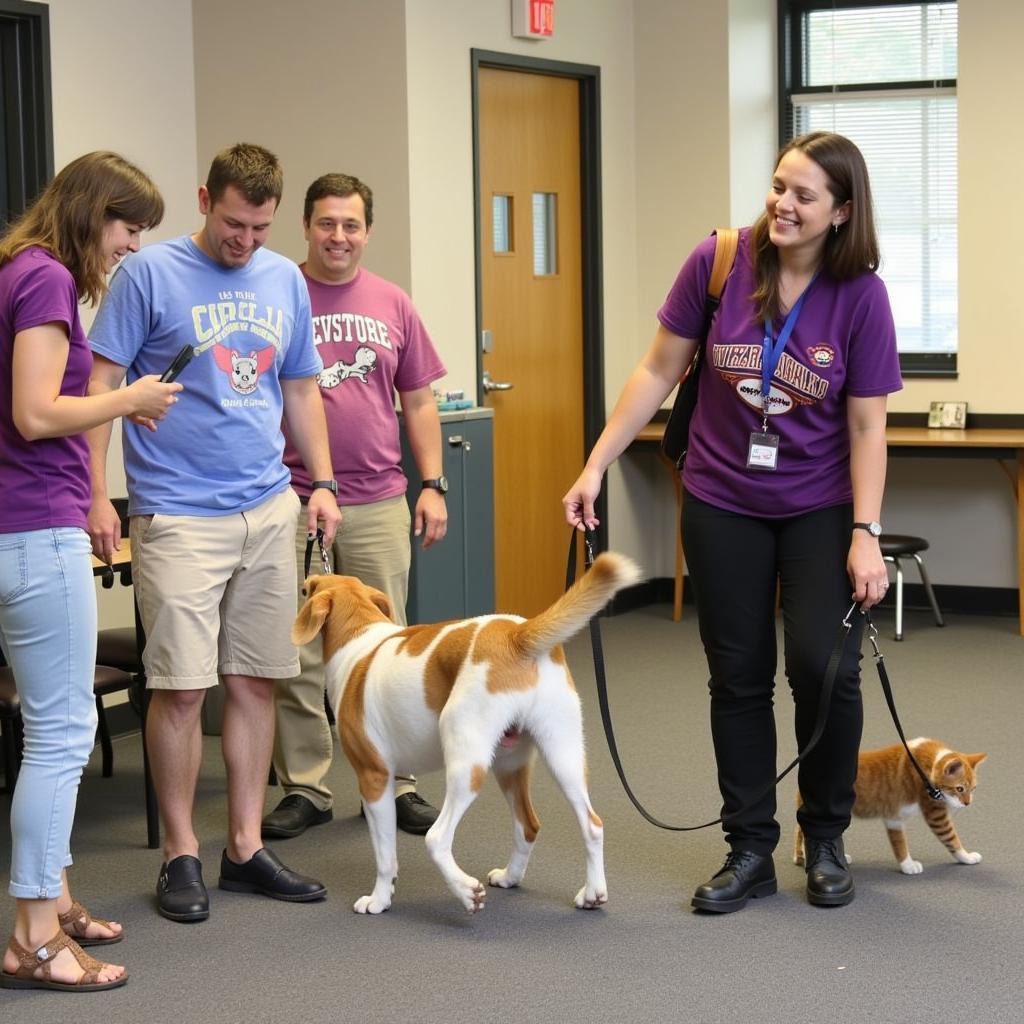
[111,497,130,534]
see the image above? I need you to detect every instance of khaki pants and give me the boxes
[271,495,411,809]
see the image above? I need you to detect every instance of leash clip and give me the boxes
[864,616,882,661]
[841,601,860,631]
[303,528,333,578]
[583,529,596,570]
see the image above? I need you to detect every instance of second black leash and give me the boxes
[566,529,939,832]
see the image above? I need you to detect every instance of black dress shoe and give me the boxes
[157,855,209,922]
[218,847,327,902]
[691,850,777,913]
[804,836,854,907]
[261,794,333,839]
[395,792,439,835]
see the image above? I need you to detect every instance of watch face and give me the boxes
[424,476,449,494]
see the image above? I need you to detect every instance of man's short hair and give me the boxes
[206,143,283,208]
[303,173,374,228]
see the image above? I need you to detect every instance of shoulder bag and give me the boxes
[660,227,739,468]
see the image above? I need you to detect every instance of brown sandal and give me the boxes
[58,899,124,947]
[0,931,128,991]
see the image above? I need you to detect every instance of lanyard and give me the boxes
[761,276,816,428]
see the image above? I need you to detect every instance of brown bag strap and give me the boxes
[707,227,739,300]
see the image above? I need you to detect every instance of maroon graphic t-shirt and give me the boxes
[285,267,446,506]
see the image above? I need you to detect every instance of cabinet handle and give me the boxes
[447,435,464,447]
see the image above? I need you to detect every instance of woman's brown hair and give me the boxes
[750,131,879,323]
[0,151,164,305]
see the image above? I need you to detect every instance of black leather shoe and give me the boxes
[157,855,209,922]
[218,847,327,902]
[395,792,440,835]
[804,836,854,907]
[261,794,333,839]
[691,850,777,913]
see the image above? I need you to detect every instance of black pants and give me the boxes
[681,489,865,856]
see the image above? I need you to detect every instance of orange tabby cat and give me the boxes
[794,738,987,875]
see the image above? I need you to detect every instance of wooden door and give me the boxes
[478,67,584,616]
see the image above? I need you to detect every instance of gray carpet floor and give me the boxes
[1,603,1021,1023]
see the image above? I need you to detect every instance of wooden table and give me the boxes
[632,421,1024,635]
[92,539,131,581]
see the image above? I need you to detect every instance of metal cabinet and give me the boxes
[400,408,495,624]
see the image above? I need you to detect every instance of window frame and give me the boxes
[777,0,958,378]
[0,0,53,228]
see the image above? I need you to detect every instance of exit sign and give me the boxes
[512,0,554,39]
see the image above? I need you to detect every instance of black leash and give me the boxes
[566,529,938,831]
[860,611,943,801]
[303,528,333,578]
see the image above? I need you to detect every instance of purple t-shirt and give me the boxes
[0,248,92,533]
[658,228,902,518]
[284,267,446,505]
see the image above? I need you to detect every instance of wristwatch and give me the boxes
[852,520,882,537]
[311,479,338,496]
[421,476,449,495]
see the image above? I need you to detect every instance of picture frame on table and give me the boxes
[927,400,968,429]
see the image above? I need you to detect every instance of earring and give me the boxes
[833,223,839,235]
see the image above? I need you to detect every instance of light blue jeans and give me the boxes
[0,527,98,898]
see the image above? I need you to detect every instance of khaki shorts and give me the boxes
[131,488,302,689]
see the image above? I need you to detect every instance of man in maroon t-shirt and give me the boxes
[264,174,448,839]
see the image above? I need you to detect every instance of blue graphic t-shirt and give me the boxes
[89,236,321,516]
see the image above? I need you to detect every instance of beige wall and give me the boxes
[43,0,200,627]
[191,0,413,288]
[37,0,1022,597]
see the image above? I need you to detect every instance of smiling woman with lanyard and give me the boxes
[563,132,902,912]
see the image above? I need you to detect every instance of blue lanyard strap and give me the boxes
[761,276,816,420]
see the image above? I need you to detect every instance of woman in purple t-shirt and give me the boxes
[0,153,180,992]
[563,133,901,914]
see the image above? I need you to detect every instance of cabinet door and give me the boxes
[462,418,494,617]
[401,414,494,624]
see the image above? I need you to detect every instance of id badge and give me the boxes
[747,431,779,471]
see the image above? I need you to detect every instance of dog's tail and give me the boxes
[513,551,643,659]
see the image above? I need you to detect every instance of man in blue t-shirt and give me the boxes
[87,143,341,924]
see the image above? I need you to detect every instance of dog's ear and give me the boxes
[292,589,333,645]
[367,587,394,621]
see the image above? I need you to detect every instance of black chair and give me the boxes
[0,663,134,788]
[0,670,22,794]
[879,533,945,641]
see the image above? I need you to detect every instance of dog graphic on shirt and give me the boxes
[212,345,276,395]
[318,346,378,389]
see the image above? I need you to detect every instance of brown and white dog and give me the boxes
[292,552,641,915]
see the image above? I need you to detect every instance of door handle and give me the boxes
[482,371,514,393]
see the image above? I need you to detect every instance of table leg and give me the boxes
[134,597,161,849]
[1017,451,1023,637]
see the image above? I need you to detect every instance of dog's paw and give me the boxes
[487,867,521,889]
[954,849,982,865]
[899,857,924,875]
[574,884,608,910]
[353,894,392,914]
[455,878,487,914]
